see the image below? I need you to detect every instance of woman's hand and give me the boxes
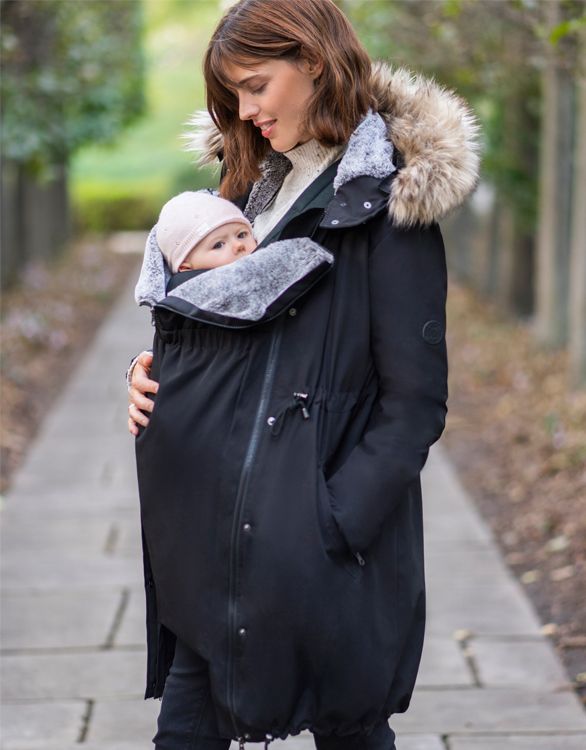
[128,351,159,436]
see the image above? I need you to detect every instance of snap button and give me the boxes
[339,202,347,207]
[245,734,251,740]
[288,307,297,316]
[422,319,444,344]
[331,219,339,225]
[238,627,247,637]
[243,522,252,532]
[267,416,276,426]
[363,201,372,209]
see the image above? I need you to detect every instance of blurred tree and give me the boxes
[0,0,145,287]
[535,0,584,360]
[340,0,586,383]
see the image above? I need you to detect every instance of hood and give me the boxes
[184,62,482,228]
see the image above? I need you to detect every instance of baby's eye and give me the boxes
[238,230,249,238]
[211,241,225,250]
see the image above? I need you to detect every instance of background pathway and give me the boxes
[1,263,585,750]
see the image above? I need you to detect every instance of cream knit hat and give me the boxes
[156,191,253,273]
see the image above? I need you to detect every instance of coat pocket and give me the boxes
[315,462,364,581]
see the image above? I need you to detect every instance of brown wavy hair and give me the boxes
[203,0,376,199]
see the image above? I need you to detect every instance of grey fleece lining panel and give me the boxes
[243,151,293,224]
[333,110,396,190]
[134,226,334,322]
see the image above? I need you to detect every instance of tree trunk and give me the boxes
[568,43,586,387]
[534,0,575,347]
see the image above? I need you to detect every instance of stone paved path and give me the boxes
[2,262,585,750]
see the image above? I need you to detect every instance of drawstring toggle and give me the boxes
[269,391,311,436]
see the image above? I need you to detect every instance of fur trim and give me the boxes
[182,110,224,169]
[135,228,334,322]
[370,63,482,227]
[183,62,482,226]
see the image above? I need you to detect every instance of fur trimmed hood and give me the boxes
[184,62,482,227]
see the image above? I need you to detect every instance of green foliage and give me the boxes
[549,15,586,45]
[72,180,163,233]
[73,166,219,232]
[0,0,145,177]
[71,0,222,233]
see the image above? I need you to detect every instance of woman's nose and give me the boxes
[238,94,259,121]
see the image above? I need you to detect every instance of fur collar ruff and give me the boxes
[185,62,482,228]
[135,224,334,321]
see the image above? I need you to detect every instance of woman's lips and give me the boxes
[259,120,276,137]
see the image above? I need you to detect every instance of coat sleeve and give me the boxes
[325,220,449,555]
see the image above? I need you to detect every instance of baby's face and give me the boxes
[179,221,257,271]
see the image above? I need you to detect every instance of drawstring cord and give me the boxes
[269,391,310,437]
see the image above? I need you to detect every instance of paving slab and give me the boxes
[83,697,163,743]
[416,634,474,687]
[469,636,570,688]
[425,574,543,637]
[424,540,514,582]
[2,649,145,700]
[1,551,142,591]
[421,450,494,546]
[0,700,85,746]
[3,489,140,515]
[449,735,586,750]
[114,587,147,647]
[394,736,445,750]
[390,686,586,734]
[112,517,143,558]
[1,516,112,555]
[1,588,122,650]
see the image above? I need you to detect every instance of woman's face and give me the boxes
[223,58,322,152]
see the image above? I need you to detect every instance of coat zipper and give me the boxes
[227,315,285,739]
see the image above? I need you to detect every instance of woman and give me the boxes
[128,1,481,748]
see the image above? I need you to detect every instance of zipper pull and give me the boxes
[354,551,366,566]
[293,391,310,419]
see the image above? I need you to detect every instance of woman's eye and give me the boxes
[252,84,266,94]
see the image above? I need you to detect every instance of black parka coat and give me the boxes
[134,63,481,744]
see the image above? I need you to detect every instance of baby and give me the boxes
[155,191,257,274]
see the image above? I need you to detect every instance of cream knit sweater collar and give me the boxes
[253,138,346,243]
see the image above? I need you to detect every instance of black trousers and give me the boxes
[153,637,397,750]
